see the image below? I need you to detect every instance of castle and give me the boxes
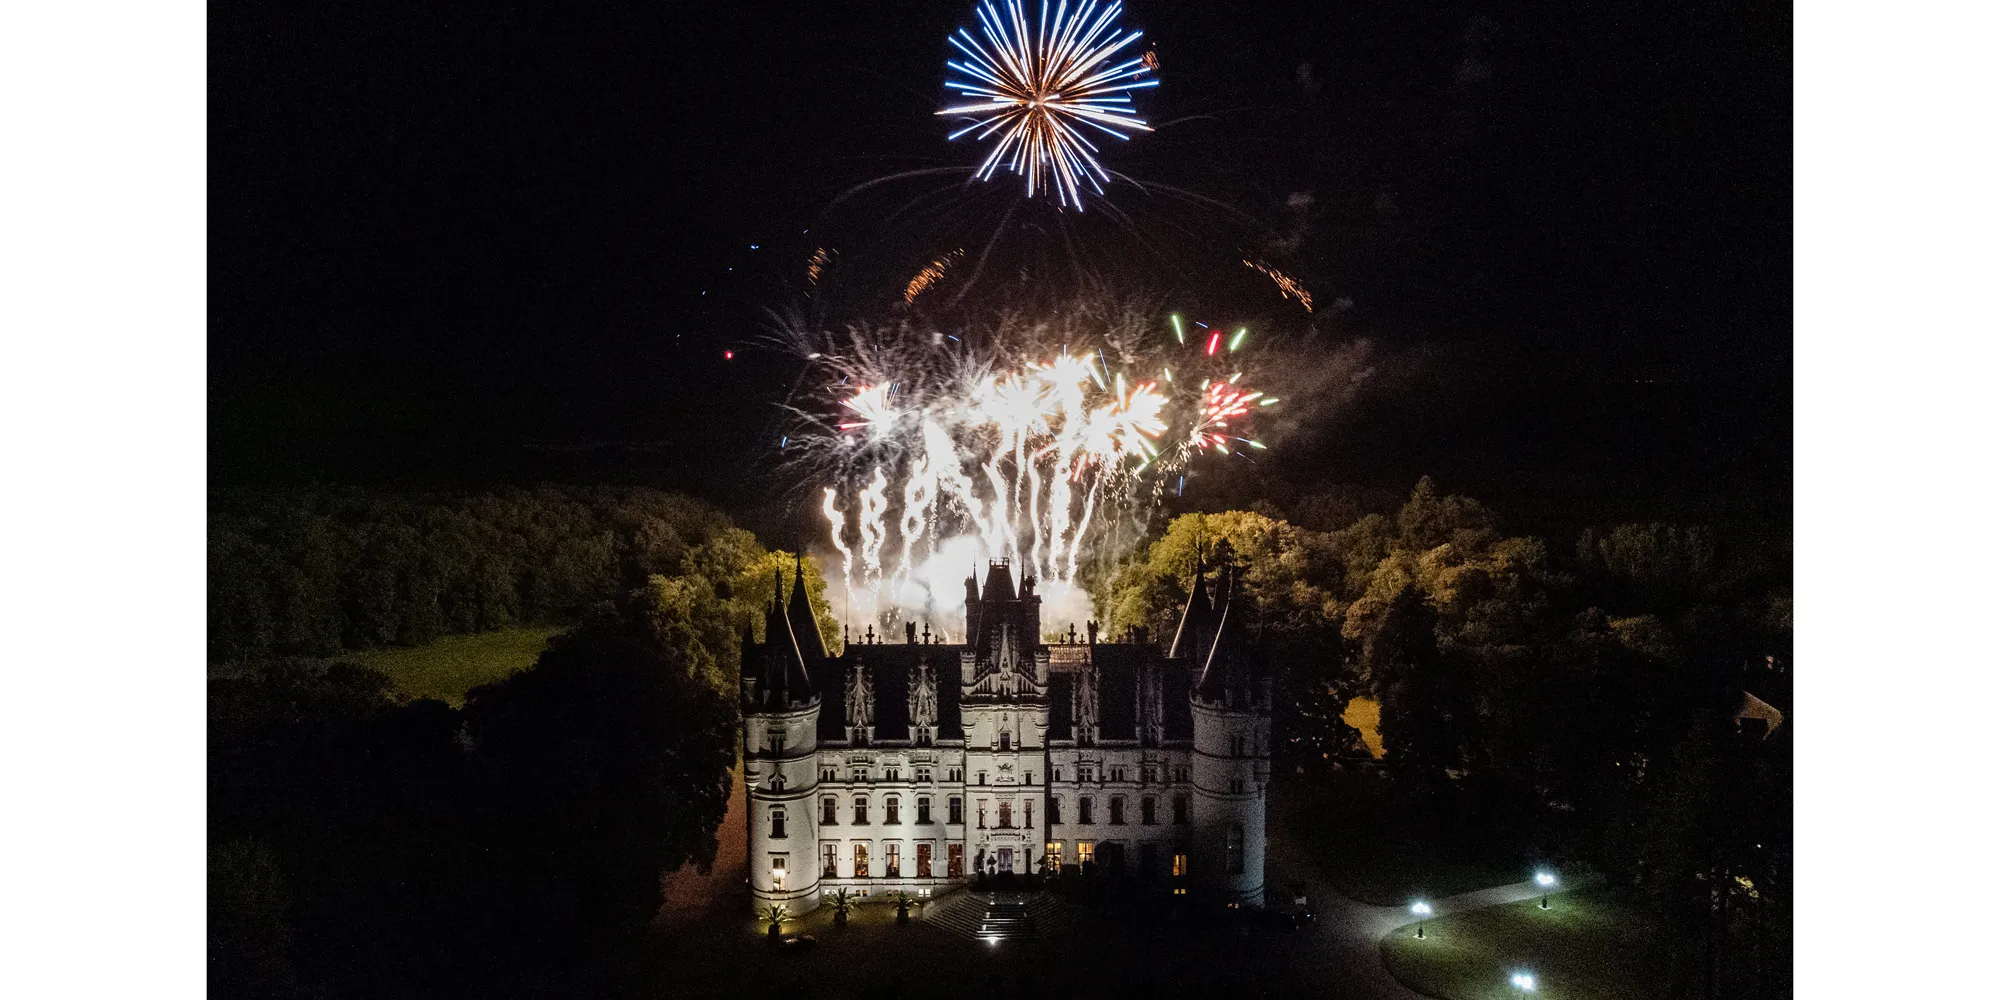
[740,554,1271,916]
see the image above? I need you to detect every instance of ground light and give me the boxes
[1535,870,1557,909]
[1410,901,1432,939]
[1510,970,1537,993]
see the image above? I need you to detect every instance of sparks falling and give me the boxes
[937,0,1159,211]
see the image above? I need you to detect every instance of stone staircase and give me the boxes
[921,890,1044,943]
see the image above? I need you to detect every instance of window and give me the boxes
[852,767,867,783]
[1049,796,1063,825]
[854,843,870,878]
[886,843,901,877]
[885,796,901,825]
[770,732,787,755]
[1045,841,1063,873]
[886,767,901,782]
[947,843,964,878]
[1141,797,1157,825]
[916,843,933,878]
[823,844,838,877]
[1230,776,1246,794]
[1173,766,1191,783]
[977,771,987,785]
[1110,797,1126,825]
[1079,765,1092,782]
[822,797,838,824]
[822,767,837,783]
[999,731,1012,750]
[1142,766,1155,784]
[1172,852,1188,877]
[853,797,868,825]
[770,775,786,791]
[772,855,787,884]
[998,801,1012,828]
[1052,767,1063,783]
[1140,843,1157,878]
[948,796,963,824]
[917,796,932,824]
[1173,795,1190,824]
[1079,797,1094,825]
[1111,767,1126,783]
[1024,770,1034,786]
[1231,735,1245,757]
[1077,841,1095,865]
[916,765,931,783]
[1226,824,1244,874]
[948,767,963,782]
[1024,799,1034,828]
[769,807,787,839]
[977,800,987,828]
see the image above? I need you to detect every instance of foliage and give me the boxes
[341,626,563,706]
[209,485,835,662]
[209,574,741,998]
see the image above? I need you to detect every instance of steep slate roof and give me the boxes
[810,646,965,743]
[1047,672,1075,741]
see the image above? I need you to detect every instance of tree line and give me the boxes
[210,484,838,661]
[1093,478,1792,998]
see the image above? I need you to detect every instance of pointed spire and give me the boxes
[1169,554,1215,658]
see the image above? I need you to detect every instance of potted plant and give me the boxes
[829,888,853,927]
[762,903,787,943]
[890,891,915,924]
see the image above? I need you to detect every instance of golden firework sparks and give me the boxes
[1244,259,1313,312]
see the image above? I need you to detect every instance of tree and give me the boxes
[463,586,738,955]
[1370,586,1472,792]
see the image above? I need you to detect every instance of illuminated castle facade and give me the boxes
[741,555,1270,916]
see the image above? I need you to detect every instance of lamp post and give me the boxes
[1535,870,1557,909]
[1510,971,1537,994]
[1410,901,1432,939]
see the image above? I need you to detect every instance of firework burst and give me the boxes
[938,0,1158,211]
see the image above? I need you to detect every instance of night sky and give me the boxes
[210,2,1790,534]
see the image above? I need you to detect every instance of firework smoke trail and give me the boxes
[858,467,890,583]
[822,488,854,585]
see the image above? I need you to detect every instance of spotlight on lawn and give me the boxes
[1510,970,1537,993]
[1410,901,1432,939]
[1535,870,1557,908]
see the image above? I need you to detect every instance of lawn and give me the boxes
[343,626,564,705]
[1380,886,1671,1000]
[1272,767,1527,906]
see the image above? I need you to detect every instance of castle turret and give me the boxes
[745,567,824,916]
[1186,560,1271,905]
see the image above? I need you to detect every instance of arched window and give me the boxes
[1225,824,1244,875]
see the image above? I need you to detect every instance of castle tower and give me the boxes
[1185,559,1272,905]
[744,562,824,916]
[958,561,1050,878]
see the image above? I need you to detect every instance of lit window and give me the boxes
[948,843,964,878]
[917,842,933,877]
[854,843,870,878]
[1045,841,1063,873]
[1172,852,1188,877]
[1077,841,1095,865]
[823,844,837,877]
[886,842,901,877]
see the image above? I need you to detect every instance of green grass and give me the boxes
[1273,769,1526,906]
[343,626,564,706]
[1380,887,1671,1000]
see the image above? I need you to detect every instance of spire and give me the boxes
[786,554,827,661]
[1194,564,1259,706]
[1168,551,1215,658]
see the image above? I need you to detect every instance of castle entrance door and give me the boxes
[996,846,1015,873]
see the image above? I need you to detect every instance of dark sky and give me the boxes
[210,2,1789,534]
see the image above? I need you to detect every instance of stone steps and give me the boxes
[923,891,1042,943]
